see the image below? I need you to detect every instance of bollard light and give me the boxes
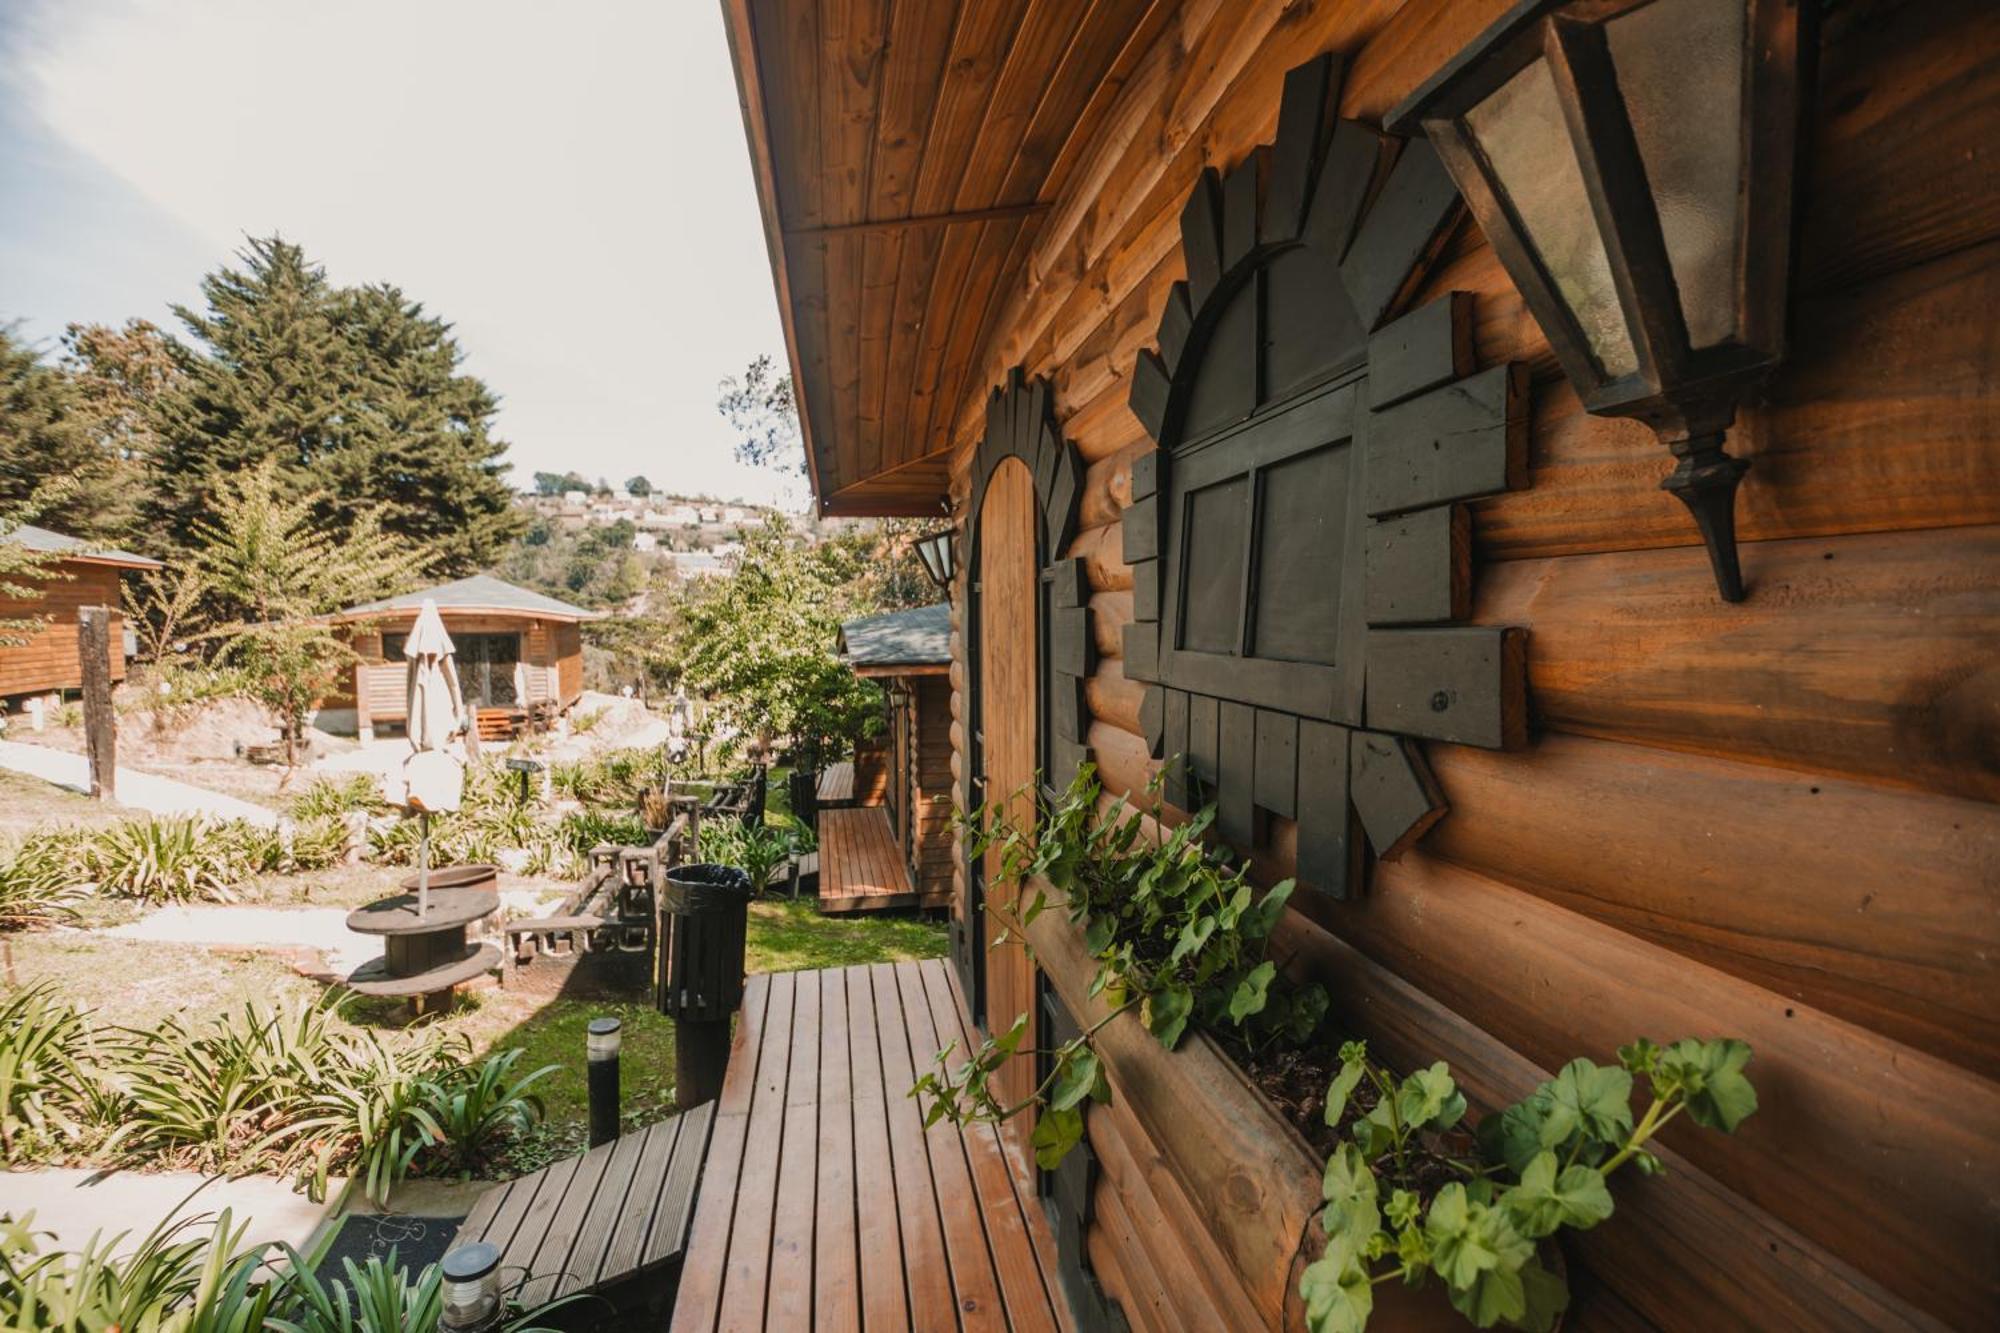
[439,1241,502,1332]
[1389,0,1811,601]
[586,1016,622,1148]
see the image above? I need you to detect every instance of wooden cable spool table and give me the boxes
[345,863,502,1006]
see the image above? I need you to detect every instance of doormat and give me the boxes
[314,1211,465,1280]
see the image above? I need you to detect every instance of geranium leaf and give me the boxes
[1299,1253,1373,1333]
[1500,1152,1615,1239]
[1031,1105,1083,1169]
[1143,986,1193,1049]
[1049,1050,1100,1113]
[1658,1037,1758,1132]
[1325,1057,1365,1128]
[1227,960,1276,1023]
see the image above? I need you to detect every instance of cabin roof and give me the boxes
[10,523,162,571]
[837,601,950,673]
[721,2,1162,516]
[335,574,603,623]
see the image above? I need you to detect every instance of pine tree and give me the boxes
[0,327,145,541]
[145,236,524,572]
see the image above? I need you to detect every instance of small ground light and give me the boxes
[439,1241,502,1332]
[587,1015,622,1147]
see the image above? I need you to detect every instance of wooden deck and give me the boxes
[815,761,856,807]
[456,1102,714,1313]
[817,806,942,914]
[670,961,1075,1332]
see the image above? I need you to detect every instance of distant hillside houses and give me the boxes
[515,487,791,568]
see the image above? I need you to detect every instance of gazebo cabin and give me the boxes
[0,524,160,715]
[822,602,953,913]
[327,574,599,741]
[696,0,2000,1329]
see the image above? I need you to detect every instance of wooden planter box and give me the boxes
[1025,885,1536,1331]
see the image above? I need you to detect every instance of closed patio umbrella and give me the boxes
[402,599,466,917]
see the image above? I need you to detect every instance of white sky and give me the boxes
[0,0,804,508]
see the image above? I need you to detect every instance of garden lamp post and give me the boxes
[439,1242,502,1332]
[1389,0,1812,601]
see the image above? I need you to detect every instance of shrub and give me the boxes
[0,829,87,929]
[0,1207,276,1332]
[699,819,796,895]
[86,814,245,903]
[289,772,383,821]
[286,814,354,871]
[418,1047,552,1180]
[557,809,651,858]
[0,986,95,1160]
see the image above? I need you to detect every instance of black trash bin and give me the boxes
[657,862,752,1022]
[658,862,751,1107]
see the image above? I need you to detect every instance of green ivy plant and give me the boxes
[1302,1036,1758,1332]
[916,763,1327,1168]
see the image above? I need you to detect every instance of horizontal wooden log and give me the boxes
[1024,898,1320,1329]
[1091,589,1132,658]
[1423,733,2000,1078]
[1276,914,1950,1332]
[1070,520,1133,593]
[1474,523,2000,803]
[1086,657,1146,736]
[1287,852,1999,1328]
[1471,239,2000,561]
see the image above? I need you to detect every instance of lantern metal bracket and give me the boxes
[1659,430,1751,602]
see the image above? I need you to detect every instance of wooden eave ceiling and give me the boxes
[724,0,1170,517]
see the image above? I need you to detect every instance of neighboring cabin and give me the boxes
[323,574,600,741]
[0,524,160,713]
[837,602,953,905]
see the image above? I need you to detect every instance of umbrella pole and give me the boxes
[417,810,431,918]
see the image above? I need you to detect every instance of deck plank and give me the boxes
[646,1100,716,1269]
[871,961,958,1327]
[596,1115,684,1290]
[846,965,910,1330]
[520,1136,617,1304]
[718,969,795,1332]
[554,1129,648,1296]
[670,972,772,1331]
[813,968,861,1333]
[766,967,821,1331]
[498,1153,579,1291]
[919,959,1066,1332]
[817,761,857,805]
[895,961,1011,1331]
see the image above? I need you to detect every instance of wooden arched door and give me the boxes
[976,455,1039,1114]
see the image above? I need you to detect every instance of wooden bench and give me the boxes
[669,963,1072,1329]
[455,1101,715,1318]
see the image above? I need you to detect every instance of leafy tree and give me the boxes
[190,460,429,762]
[718,353,802,474]
[59,318,182,541]
[625,475,653,497]
[0,328,144,542]
[146,236,522,572]
[533,469,591,497]
[660,516,883,767]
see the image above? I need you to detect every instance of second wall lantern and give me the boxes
[1389,0,1812,601]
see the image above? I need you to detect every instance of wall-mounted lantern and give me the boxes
[1390,0,1811,601]
[913,520,957,591]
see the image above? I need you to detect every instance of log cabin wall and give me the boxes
[0,561,130,699]
[911,676,955,901]
[926,1,1995,1328]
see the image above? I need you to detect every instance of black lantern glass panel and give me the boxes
[1391,0,1811,602]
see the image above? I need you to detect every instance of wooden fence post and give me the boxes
[77,606,115,802]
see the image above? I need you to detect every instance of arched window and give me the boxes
[1121,54,1532,900]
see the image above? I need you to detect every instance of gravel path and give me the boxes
[0,740,279,827]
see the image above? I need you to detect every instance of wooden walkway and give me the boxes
[817,806,943,914]
[670,961,1075,1332]
[456,1101,715,1311]
[815,761,856,808]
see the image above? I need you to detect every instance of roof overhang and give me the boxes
[721,1,1167,516]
